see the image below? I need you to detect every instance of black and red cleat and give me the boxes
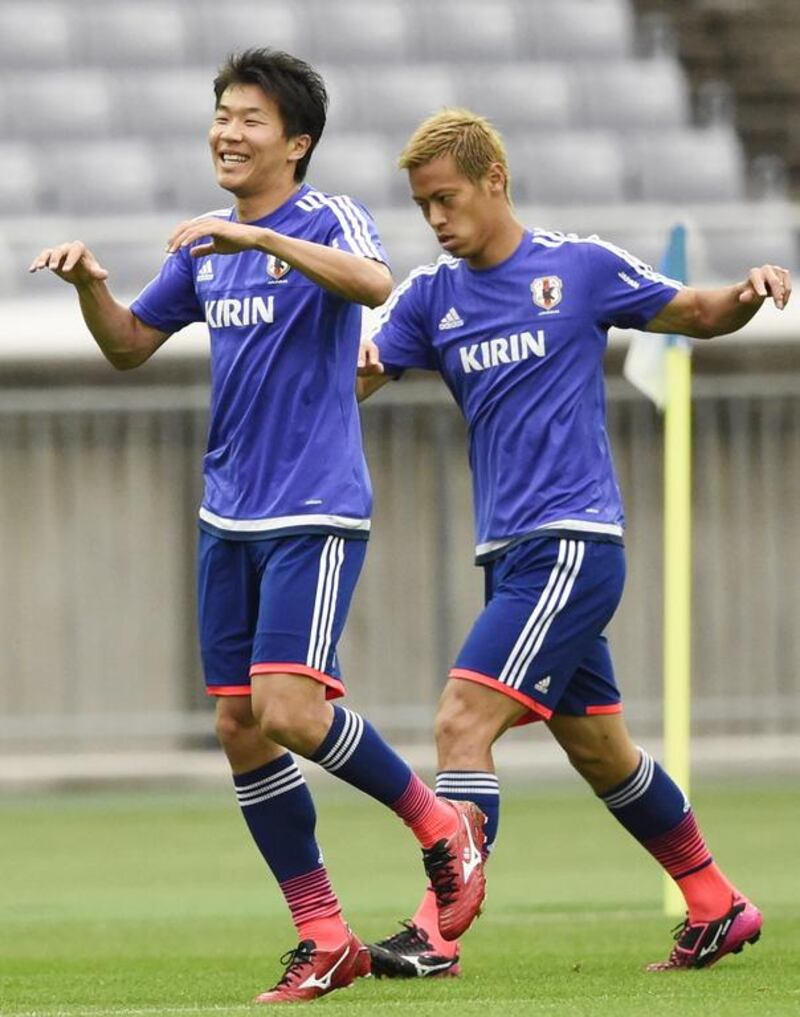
[646,896,763,971]
[254,928,370,1004]
[422,799,487,941]
[369,920,460,979]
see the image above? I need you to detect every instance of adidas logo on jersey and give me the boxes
[439,307,464,331]
[534,676,551,695]
[197,259,214,282]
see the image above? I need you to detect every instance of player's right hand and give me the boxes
[28,242,109,287]
[358,338,384,376]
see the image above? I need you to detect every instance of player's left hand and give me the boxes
[739,264,792,310]
[358,339,384,376]
[166,218,266,258]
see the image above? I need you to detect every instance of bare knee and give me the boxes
[435,679,523,769]
[251,674,332,757]
[548,713,639,793]
[215,697,268,771]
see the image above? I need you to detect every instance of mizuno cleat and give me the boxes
[254,929,370,1004]
[646,896,763,971]
[422,799,486,941]
[369,920,460,978]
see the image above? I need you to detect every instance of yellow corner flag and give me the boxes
[623,225,691,917]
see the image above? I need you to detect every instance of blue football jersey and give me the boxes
[371,229,681,561]
[131,184,387,541]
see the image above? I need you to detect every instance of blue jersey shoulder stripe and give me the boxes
[530,229,682,289]
[372,254,459,330]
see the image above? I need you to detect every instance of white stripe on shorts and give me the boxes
[307,536,345,673]
[498,539,585,691]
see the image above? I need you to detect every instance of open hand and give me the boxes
[28,241,109,286]
[166,218,265,258]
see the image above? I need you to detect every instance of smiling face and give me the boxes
[409,154,509,266]
[208,84,310,200]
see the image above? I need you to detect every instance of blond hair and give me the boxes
[399,108,511,200]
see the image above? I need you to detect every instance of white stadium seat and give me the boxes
[75,2,189,66]
[520,0,635,59]
[457,63,576,129]
[410,0,519,61]
[632,128,746,202]
[304,0,412,63]
[507,130,627,205]
[0,142,43,213]
[114,69,217,136]
[0,2,72,67]
[4,71,114,136]
[307,134,395,210]
[188,2,300,63]
[577,60,691,130]
[45,139,161,214]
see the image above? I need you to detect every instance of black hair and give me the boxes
[213,48,328,181]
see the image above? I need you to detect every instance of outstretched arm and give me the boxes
[28,241,170,370]
[167,218,393,309]
[645,263,792,339]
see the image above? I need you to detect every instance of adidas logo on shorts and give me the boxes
[534,675,551,694]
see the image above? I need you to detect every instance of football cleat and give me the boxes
[422,799,486,941]
[646,896,763,971]
[254,929,370,1004]
[369,920,460,979]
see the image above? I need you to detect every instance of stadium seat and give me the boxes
[0,143,43,214]
[114,69,216,136]
[705,225,798,281]
[188,2,300,64]
[576,59,691,130]
[0,2,73,67]
[159,141,227,215]
[308,134,395,210]
[519,0,635,59]
[3,71,114,137]
[45,140,162,214]
[456,63,575,129]
[632,128,746,202]
[409,0,519,61]
[346,66,458,133]
[304,0,412,63]
[506,131,627,205]
[91,240,169,298]
[74,2,188,66]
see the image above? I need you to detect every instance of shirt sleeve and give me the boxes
[130,247,204,334]
[369,273,437,375]
[320,193,389,264]
[584,238,682,330]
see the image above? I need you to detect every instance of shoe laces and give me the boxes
[422,839,459,908]
[273,940,315,988]
[376,920,431,952]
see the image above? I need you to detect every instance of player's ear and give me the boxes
[486,162,507,197]
[288,133,312,167]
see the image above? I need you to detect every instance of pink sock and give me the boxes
[411,887,459,957]
[678,862,736,922]
[392,774,459,848]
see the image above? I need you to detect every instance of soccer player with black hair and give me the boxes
[359,107,791,977]
[29,51,486,1005]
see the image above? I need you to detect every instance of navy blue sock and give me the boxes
[233,753,322,881]
[599,748,691,843]
[436,770,500,855]
[311,706,415,806]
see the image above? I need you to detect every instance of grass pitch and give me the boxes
[1,779,798,1016]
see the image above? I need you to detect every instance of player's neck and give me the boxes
[233,178,302,224]
[465,217,525,271]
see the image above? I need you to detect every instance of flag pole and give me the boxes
[661,227,691,917]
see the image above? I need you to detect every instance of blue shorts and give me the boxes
[197,531,367,698]
[450,536,626,724]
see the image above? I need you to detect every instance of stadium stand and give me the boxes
[0,0,796,287]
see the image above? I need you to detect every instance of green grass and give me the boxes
[1,780,799,1016]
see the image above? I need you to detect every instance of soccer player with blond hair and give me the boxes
[360,108,791,976]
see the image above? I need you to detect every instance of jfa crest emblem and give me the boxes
[531,275,563,310]
[266,255,292,280]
